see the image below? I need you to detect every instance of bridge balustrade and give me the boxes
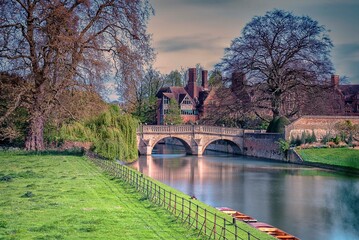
[139,125,244,136]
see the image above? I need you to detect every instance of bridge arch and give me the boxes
[202,137,242,155]
[137,125,244,156]
[151,136,193,155]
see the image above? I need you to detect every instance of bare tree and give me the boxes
[118,66,164,123]
[217,9,333,120]
[0,0,153,150]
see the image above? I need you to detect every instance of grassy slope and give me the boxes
[95,159,274,240]
[297,148,359,169]
[0,151,202,240]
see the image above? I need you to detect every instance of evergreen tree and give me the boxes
[165,99,182,125]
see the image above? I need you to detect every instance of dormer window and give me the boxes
[182,96,192,105]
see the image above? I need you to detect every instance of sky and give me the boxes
[148,0,359,84]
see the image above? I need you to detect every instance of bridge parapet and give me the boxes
[138,125,244,136]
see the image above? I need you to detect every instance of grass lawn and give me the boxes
[0,151,203,239]
[297,148,359,170]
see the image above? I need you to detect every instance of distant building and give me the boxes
[155,68,210,124]
[332,75,359,116]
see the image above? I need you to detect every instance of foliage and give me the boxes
[0,152,202,239]
[290,130,318,146]
[321,132,332,144]
[0,73,30,146]
[277,139,290,156]
[164,99,182,125]
[121,67,164,123]
[58,105,138,161]
[217,9,333,119]
[208,69,223,87]
[335,120,359,143]
[267,116,290,134]
[0,0,153,150]
[164,70,184,87]
[297,148,359,170]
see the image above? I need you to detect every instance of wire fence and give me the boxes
[90,158,261,240]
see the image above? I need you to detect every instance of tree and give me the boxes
[0,73,29,146]
[128,67,164,123]
[335,120,359,143]
[217,9,333,120]
[0,0,153,150]
[164,70,183,87]
[164,99,182,125]
[208,69,223,87]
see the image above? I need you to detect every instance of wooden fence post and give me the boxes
[181,197,184,220]
[189,200,192,225]
[204,209,207,235]
[214,213,217,239]
[196,205,199,229]
[174,194,177,215]
[169,192,172,210]
[235,220,238,240]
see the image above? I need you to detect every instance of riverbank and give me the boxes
[0,151,273,240]
[297,148,359,174]
[0,151,201,239]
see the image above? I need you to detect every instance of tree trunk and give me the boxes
[25,84,46,151]
[271,93,281,119]
[25,112,45,151]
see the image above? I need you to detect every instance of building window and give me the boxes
[163,109,169,114]
[163,97,169,104]
[182,97,192,105]
[180,109,198,115]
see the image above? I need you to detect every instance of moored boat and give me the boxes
[248,222,300,240]
[216,207,300,240]
[216,207,257,222]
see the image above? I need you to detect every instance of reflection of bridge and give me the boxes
[137,125,247,156]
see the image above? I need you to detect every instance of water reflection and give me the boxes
[130,145,359,240]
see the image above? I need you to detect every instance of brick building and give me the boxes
[332,75,359,115]
[155,68,210,124]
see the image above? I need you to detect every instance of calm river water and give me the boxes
[129,144,359,240]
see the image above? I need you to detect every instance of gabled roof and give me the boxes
[339,85,359,101]
[163,92,174,99]
[179,93,196,105]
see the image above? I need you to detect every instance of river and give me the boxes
[129,144,359,240]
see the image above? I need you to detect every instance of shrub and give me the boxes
[321,132,332,144]
[333,135,341,145]
[267,116,290,134]
[310,130,317,143]
[277,139,290,158]
[301,131,307,144]
[59,105,139,161]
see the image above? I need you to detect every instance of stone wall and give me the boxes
[243,133,284,160]
[285,115,359,141]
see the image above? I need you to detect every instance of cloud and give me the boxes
[333,43,359,83]
[156,35,224,53]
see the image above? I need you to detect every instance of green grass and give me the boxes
[297,148,359,170]
[0,151,203,239]
[93,159,275,240]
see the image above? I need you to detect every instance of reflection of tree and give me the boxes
[335,182,359,236]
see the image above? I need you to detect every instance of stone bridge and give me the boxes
[137,125,247,156]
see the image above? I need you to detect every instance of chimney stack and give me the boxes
[202,70,208,89]
[187,68,198,99]
[331,74,339,87]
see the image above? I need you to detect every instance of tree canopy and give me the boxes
[217,9,334,119]
[0,0,153,150]
[164,98,182,125]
